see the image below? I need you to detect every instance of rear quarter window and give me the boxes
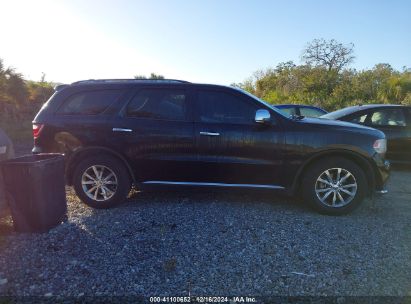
[57,90,123,115]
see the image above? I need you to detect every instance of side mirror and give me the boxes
[255,109,271,124]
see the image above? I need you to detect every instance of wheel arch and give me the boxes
[65,146,136,185]
[291,149,376,197]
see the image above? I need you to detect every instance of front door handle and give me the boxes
[200,131,220,136]
[113,128,133,132]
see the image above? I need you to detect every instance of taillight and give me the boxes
[32,124,44,139]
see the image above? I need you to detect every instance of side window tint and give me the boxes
[277,106,297,116]
[299,107,325,118]
[348,113,368,124]
[370,109,407,127]
[58,90,122,115]
[197,90,257,124]
[127,89,187,121]
[405,108,411,125]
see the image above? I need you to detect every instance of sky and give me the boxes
[0,0,410,85]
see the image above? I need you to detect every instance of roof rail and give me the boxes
[71,79,190,85]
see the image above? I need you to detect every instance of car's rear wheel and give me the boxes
[302,157,367,215]
[73,155,131,209]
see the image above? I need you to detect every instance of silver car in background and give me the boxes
[0,128,14,215]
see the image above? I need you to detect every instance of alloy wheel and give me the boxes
[81,165,118,201]
[315,167,358,207]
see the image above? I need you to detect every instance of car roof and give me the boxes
[274,104,325,109]
[321,104,410,119]
[71,79,190,85]
[57,79,237,93]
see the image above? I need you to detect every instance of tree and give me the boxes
[134,73,165,79]
[302,38,355,72]
[5,71,28,105]
[0,57,54,121]
[235,42,411,111]
[40,72,46,83]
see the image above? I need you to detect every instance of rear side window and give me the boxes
[127,89,187,121]
[197,90,257,124]
[369,108,407,127]
[58,90,123,115]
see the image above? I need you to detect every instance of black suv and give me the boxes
[33,79,390,215]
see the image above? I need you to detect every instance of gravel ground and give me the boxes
[0,144,410,297]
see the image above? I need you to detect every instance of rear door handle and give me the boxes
[113,128,133,132]
[200,131,220,136]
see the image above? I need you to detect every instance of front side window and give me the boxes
[299,107,325,118]
[277,106,297,116]
[347,113,368,124]
[127,89,187,121]
[58,90,123,115]
[369,109,407,127]
[197,90,257,124]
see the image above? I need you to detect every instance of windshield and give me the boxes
[232,87,289,118]
[321,106,359,119]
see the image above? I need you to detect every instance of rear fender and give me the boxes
[65,146,136,185]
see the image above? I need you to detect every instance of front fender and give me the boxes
[289,148,377,197]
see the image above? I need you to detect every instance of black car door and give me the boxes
[193,87,284,186]
[111,86,196,182]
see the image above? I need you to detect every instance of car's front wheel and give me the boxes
[73,155,131,209]
[302,157,368,215]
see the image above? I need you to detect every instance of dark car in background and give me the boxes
[321,104,411,164]
[0,127,14,216]
[0,128,14,162]
[32,79,389,215]
[274,104,327,118]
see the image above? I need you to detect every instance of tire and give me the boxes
[302,157,367,215]
[72,154,131,209]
